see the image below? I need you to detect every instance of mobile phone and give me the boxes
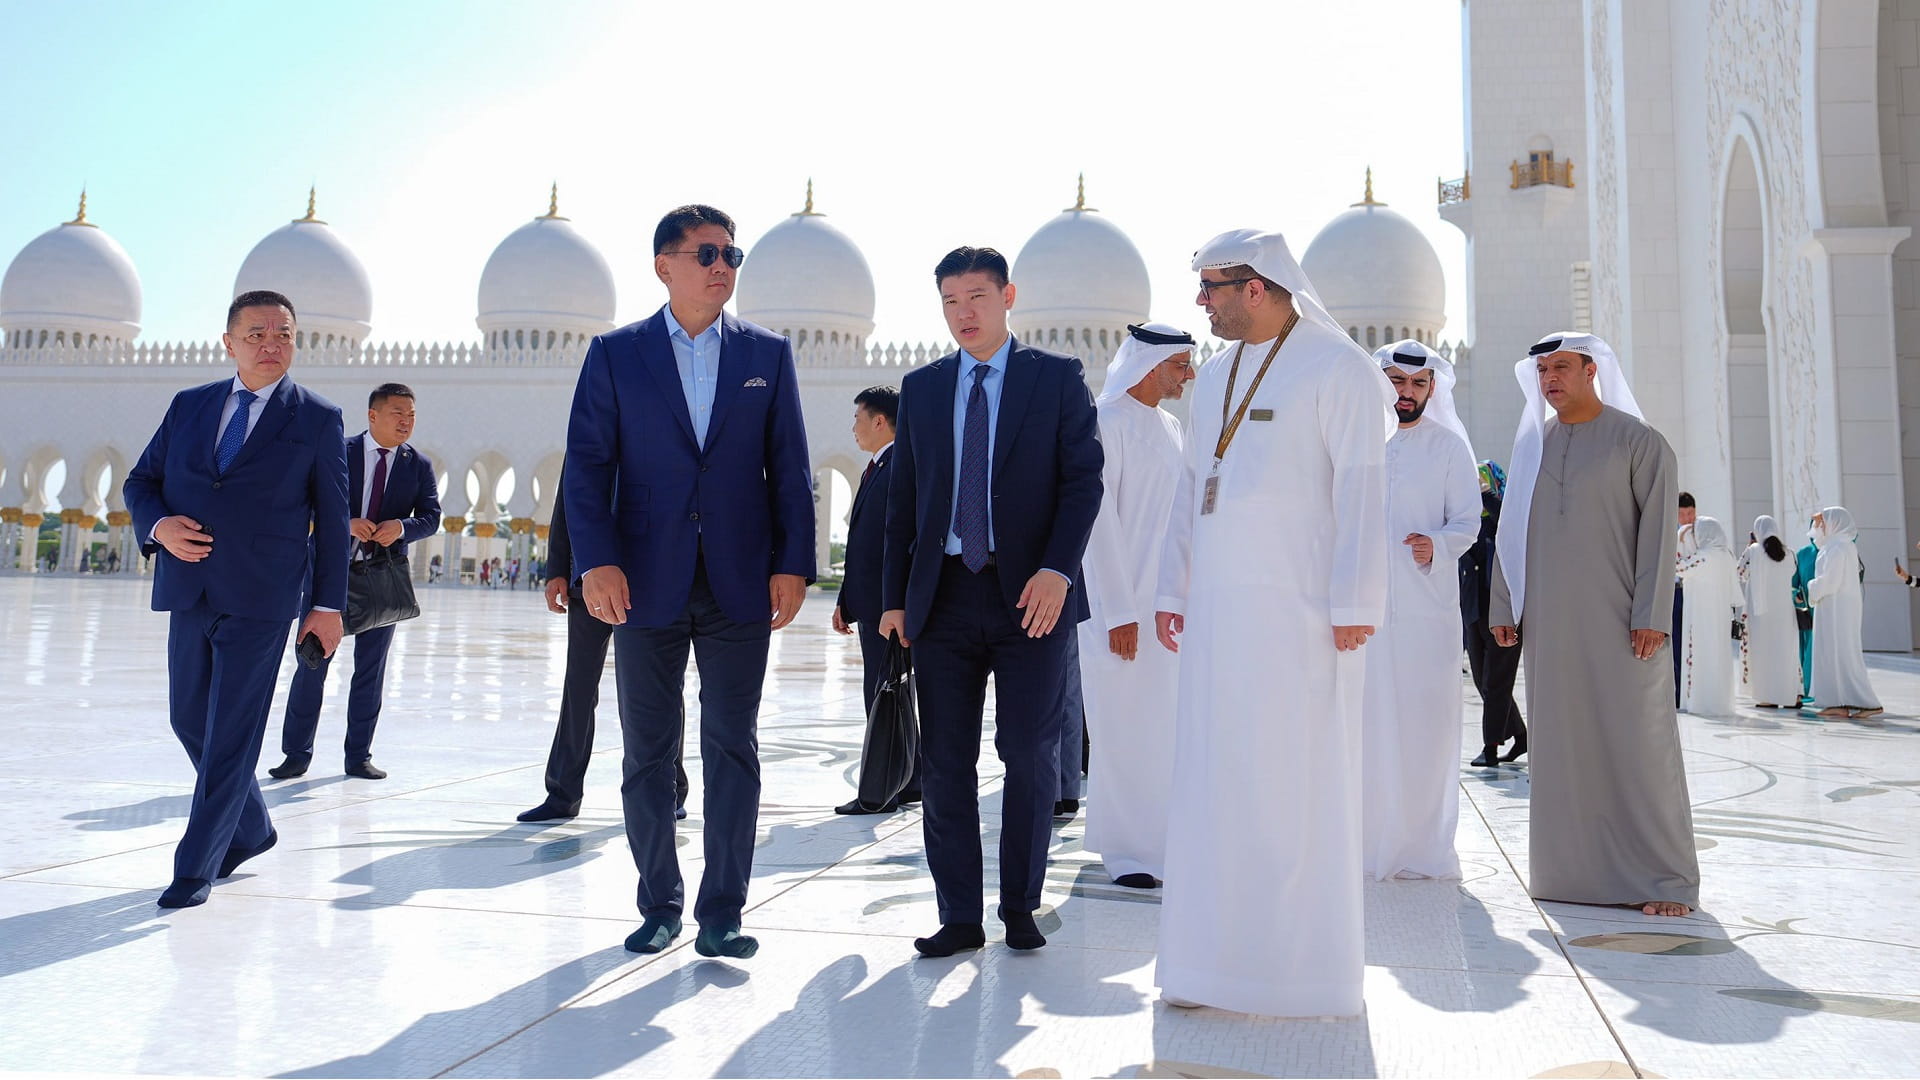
[296,632,326,670]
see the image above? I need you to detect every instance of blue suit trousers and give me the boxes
[167,598,288,880]
[280,621,396,766]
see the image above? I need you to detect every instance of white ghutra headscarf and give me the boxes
[1190,228,1396,424]
[1499,331,1646,623]
[1099,322,1196,405]
[1373,338,1472,460]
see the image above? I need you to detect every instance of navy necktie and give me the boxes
[956,365,992,572]
[215,389,258,474]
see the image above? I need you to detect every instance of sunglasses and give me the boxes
[663,243,746,268]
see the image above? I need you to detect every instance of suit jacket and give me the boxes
[1458,491,1501,628]
[564,308,816,627]
[346,433,441,559]
[883,338,1103,640]
[546,463,580,595]
[837,446,893,626]
[124,376,350,621]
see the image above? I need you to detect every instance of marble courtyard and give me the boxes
[1,576,1918,1078]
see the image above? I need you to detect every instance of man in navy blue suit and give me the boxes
[831,385,920,815]
[566,204,815,960]
[124,290,351,909]
[878,247,1104,956]
[268,382,440,781]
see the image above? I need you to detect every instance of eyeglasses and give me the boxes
[663,243,746,268]
[1196,277,1255,296]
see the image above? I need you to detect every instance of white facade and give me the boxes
[1447,0,1920,651]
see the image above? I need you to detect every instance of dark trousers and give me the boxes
[854,617,920,796]
[1672,583,1685,706]
[280,620,395,766]
[543,594,687,808]
[1463,618,1525,751]
[167,599,289,880]
[611,555,770,927]
[913,557,1071,925]
[1056,634,1085,800]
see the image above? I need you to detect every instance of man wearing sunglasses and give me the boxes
[564,204,815,961]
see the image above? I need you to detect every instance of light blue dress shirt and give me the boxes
[663,306,723,448]
[945,335,1011,555]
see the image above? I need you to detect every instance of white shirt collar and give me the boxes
[231,374,285,401]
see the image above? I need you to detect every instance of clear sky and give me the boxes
[0,0,1466,350]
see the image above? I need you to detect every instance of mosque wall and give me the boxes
[1583,0,1914,648]
[1447,0,1593,462]
[1880,0,1920,646]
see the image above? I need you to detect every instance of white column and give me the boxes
[1805,226,1914,651]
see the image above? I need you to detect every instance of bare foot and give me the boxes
[1817,707,1850,718]
[1641,900,1692,917]
[1851,707,1885,719]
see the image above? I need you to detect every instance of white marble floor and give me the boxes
[2,576,1919,1078]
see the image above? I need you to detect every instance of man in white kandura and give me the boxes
[1078,321,1196,890]
[1361,339,1482,881]
[1154,229,1392,1017]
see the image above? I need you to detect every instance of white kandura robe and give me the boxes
[1738,544,1802,706]
[1808,540,1882,709]
[1078,393,1185,882]
[1677,545,1741,716]
[1155,318,1389,1018]
[1361,419,1482,880]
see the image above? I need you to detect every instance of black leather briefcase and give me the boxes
[855,634,919,810]
[344,544,421,634]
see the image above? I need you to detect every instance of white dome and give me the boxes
[1009,205,1151,335]
[0,197,142,344]
[736,201,876,344]
[1300,188,1446,338]
[234,198,373,344]
[476,200,616,343]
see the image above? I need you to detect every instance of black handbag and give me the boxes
[344,544,421,634]
[855,634,919,810]
[1796,608,1814,632]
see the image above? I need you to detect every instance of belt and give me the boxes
[945,552,996,569]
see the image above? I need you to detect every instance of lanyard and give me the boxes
[1213,310,1300,467]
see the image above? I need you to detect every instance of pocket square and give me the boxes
[743,377,768,387]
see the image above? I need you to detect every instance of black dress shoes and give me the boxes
[267,756,310,780]
[914,922,986,957]
[1500,734,1528,763]
[157,877,211,909]
[345,760,388,780]
[834,796,898,815]
[1113,872,1159,889]
[1471,745,1499,768]
[218,829,278,878]
[1052,799,1079,821]
[516,800,582,823]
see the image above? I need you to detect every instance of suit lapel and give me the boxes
[991,338,1037,481]
[347,433,365,512]
[641,311,701,451]
[850,451,887,521]
[192,381,230,474]
[227,378,298,473]
[931,353,960,506]
[703,313,747,452]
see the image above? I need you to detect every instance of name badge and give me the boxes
[1249,409,1274,421]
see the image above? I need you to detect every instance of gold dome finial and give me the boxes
[297,185,326,224]
[65,187,95,227]
[539,181,569,220]
[1353,167,1384,207]
[797,177,823,216]
[1065,172,1096,212]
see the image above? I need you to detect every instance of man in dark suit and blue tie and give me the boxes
[124,290,351,909]
[566,204,815,959]
[878,247,1104,956]
[831,385,920,815]
[268,382,440,781]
